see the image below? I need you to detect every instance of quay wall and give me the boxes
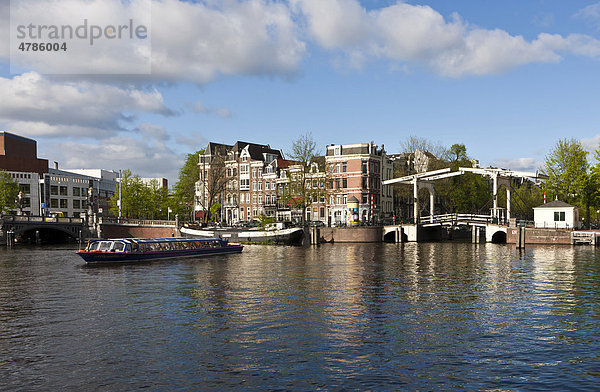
[506,227,571,245]
[319,227,382,243]
[100,224,179,239]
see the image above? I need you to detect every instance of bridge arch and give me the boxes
[485,225,507,244]
[13,225,81,244]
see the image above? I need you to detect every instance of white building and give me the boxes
[5,171,42,215]
[533,200,580,229]
[42,168,119,217]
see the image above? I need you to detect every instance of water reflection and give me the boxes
[1,243,600,390]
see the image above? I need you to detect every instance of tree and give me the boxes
[542,138,588,204]
[576,170,600,229]
[173,149,204,220]
[110,172,172,219]
[284,132,324,226]
[0,170,19,214]
[448,143,468,162]
[200,150,227,223]
[400,135,448,160]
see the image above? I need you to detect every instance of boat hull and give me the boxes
[181,227,303,244]
[77,244,243,264]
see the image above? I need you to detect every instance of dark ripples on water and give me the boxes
[1,243,600,390]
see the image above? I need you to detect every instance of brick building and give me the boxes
[196,141,283,223]
[325,142,393,225]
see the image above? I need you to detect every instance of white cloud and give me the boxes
[581,134,600,152]
[575,2,600,27]
[42,135,184,181]
[491,157,542,172]
[174,133,207,150]
[292,0,600,77]
[0,72,174,138]
[5,0,306,84]
[189,101,232,118]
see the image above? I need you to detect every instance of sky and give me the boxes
[2,0,600,184]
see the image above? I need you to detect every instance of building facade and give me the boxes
[325,142,393,225]
[196,141,283,223]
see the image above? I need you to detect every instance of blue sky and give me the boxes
[2,0,600,183]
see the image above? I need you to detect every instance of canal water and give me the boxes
[1,243,600,391]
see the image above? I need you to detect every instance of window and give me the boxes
[241,164,249,174]
[60,186,68,196]
[253,194,257,204]
[554,211,566,221]
[335,179,340,189]
[362,177,368,189]
[60,199,68,208]
[73,199,81,209]
[342,178,347,188]
[73,187,80,196]
[362,194,368,204]
[258,182,262,191]
[233,168,237,176]
[51,185,58,195]
[342,162,347,172]
[50,198,59,208]
[265,181,270,190]
[258,194,263,204]
[227,168,232,177]
[362,161,367,174]
[335,163,340,173]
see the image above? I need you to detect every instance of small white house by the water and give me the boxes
[533,200,580,229]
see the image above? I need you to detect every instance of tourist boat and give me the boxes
[76,237,243,264]
[180,222,304,245]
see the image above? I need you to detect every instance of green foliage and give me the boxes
[173,149,204,220]
[258,214,275,227]
[510,181,544,220]
[542,138,588,204]
[109,170,171,219]
[209,203,221,222]
[0,170,19,214]
[285,132,325,225]
[448,144,468,162]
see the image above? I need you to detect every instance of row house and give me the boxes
[325,142,393,225]
[276,159,328,224]
[196,140,394,226]
[196,141,283,224]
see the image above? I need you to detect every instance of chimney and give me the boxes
[54,161,59,170]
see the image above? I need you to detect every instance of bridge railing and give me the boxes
[1,215,84,224]
[419,213,496,225]
[99,217,177,226]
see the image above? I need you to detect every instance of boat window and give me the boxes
[99,241,113,251]
[125,244,132,253]
[88,241,100,251]
[113,242,125,252]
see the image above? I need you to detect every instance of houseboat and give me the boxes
[180,222,304,245]
[77,237,243,264]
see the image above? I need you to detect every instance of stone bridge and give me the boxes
[1,215,85,243]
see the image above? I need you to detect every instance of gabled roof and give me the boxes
[534,200,576,209]
[205,142,232,156]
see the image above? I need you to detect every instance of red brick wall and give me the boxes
[320,226,382,242]
[0,133,49,176]
[506,227,571,244]
[100,224,179,239]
